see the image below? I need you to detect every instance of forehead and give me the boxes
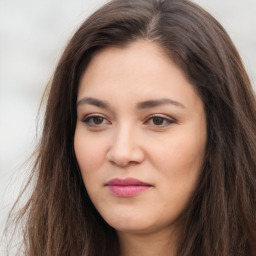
[79,40,171,86]
[77,40,200,110]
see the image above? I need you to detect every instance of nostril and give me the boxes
[109,159,139,167]
[106,144,145,167]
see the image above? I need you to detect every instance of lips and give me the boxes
[106,178,152,197]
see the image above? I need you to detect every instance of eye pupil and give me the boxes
[153,117,164,125]
[93,116,104,124]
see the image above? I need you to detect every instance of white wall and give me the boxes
[0,0,255,253]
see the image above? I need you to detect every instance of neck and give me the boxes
[118,228,177,256]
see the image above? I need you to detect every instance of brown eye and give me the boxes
[145,115,175,128]
[82,115,109,127]
[93,116,104,124]
[152,117,164,125]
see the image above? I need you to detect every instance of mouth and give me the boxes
[106,177,152,197]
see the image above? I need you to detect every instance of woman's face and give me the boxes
[74,40,207,236]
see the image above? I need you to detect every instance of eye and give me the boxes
[145,115,175,127]
[82,115,110,127]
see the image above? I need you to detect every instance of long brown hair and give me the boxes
[7,0,256,255]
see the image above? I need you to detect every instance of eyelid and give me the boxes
[144,114,176,127]
[82,113,111,127]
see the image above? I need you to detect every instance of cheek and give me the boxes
[74,129,102,176]
[74,129,109,211]
[150,128,206,194]
[152,136,205,173]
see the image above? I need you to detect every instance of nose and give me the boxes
[106,125,145,167]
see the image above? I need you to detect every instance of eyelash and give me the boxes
[82,114,176,128]
[82,114,110,127]
[144,115,176,127]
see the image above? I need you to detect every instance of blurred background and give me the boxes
[0,0,255,253]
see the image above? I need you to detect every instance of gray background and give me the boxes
[0,0,255,253]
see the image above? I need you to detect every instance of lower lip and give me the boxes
[107,185,151,197]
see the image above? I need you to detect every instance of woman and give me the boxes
[8,0,256,255]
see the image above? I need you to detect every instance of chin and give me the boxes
[104,213,160,235]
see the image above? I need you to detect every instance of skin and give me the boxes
[74,40,207,256]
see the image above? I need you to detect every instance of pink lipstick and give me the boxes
[106,178,152,197]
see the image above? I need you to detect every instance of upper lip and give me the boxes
[106,178,151,186]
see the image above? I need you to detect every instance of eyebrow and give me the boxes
[77,97,185,109]
[136,98,185,109]
[77,97,110,109]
